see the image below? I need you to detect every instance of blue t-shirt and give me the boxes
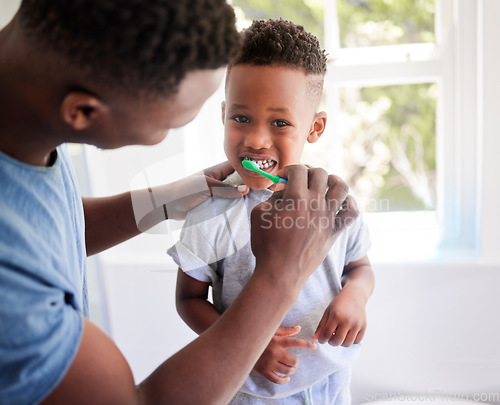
[0,145,88,405]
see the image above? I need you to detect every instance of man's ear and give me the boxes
[307,111,327,144]
[60,91,108,131]
[221,101,226,125]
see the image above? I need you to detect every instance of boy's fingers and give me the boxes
[275,325,301,337]
[279,352,300,369]
[283,337,317,350]
[317,322,338,345]
[329,325,349,347]
[264,372,290,385]
[312,313,329,340]
[354,327,366,344]
[274,362,297,376]
[340,330,357,347]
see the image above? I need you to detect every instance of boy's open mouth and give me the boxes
[241,156,277,172]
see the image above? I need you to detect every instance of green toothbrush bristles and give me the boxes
[242,159,287,184]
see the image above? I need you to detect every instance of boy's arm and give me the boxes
[312,256,374,346]
[341,255,375,302]
[175,269,221,334]
[83,162,248,256]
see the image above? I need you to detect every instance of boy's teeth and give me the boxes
[243,157,276,170]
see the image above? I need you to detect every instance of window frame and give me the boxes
[324,0,480,261]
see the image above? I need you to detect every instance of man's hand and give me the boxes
[250,165,358,289]
[253,326,316,384]
[133,161,249,231]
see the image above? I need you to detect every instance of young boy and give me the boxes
[168,19,374,404]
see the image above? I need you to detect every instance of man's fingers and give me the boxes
[206,178,248,198]
[325,174,349,213]
[308,167,329,193]
[203,161,235,179]
[335,195,359,230]
[277,164,307,196]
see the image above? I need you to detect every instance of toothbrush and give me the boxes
[243,159,345,214]
[242,159,288,184]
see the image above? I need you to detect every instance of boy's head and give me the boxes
[222,19,328,190]
[13,0,241,148]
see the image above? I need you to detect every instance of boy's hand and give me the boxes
[253,326,317,384]
[311,286,367,347]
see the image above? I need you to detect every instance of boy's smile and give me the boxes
[223,64,326,189]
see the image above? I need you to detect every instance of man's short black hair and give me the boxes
[228,18,327,102]
[19,0,242,98]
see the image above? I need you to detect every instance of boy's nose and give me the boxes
[243,128,272,150]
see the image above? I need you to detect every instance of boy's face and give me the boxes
[223,64,324,189]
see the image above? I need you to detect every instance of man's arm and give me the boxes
[43,270,301,405]
[83,193,139,256]
[83,162,248,256]
[44,166,358,405]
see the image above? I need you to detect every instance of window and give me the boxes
[79,0,480,264]
[233,0,479,261]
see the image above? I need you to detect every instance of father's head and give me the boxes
[15,0,241,147]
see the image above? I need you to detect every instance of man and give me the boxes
[0,1,358,404]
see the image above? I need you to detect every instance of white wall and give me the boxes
[0,0,19,28]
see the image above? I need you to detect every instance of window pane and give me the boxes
[336,0,435,48]
[339,83,437,212]
[232,0,325,46]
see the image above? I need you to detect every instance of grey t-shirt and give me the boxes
[168,188,371,399]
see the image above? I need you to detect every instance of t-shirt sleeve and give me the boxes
[167,197,251,285]
[167,199,222,285]
[0,261,83,405]
[344,211,372,265]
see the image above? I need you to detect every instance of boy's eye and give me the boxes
[272,120,290,128]
[232,115,249,124]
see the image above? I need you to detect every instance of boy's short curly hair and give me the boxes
[228,18,327,102]
[18,0,242,99]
